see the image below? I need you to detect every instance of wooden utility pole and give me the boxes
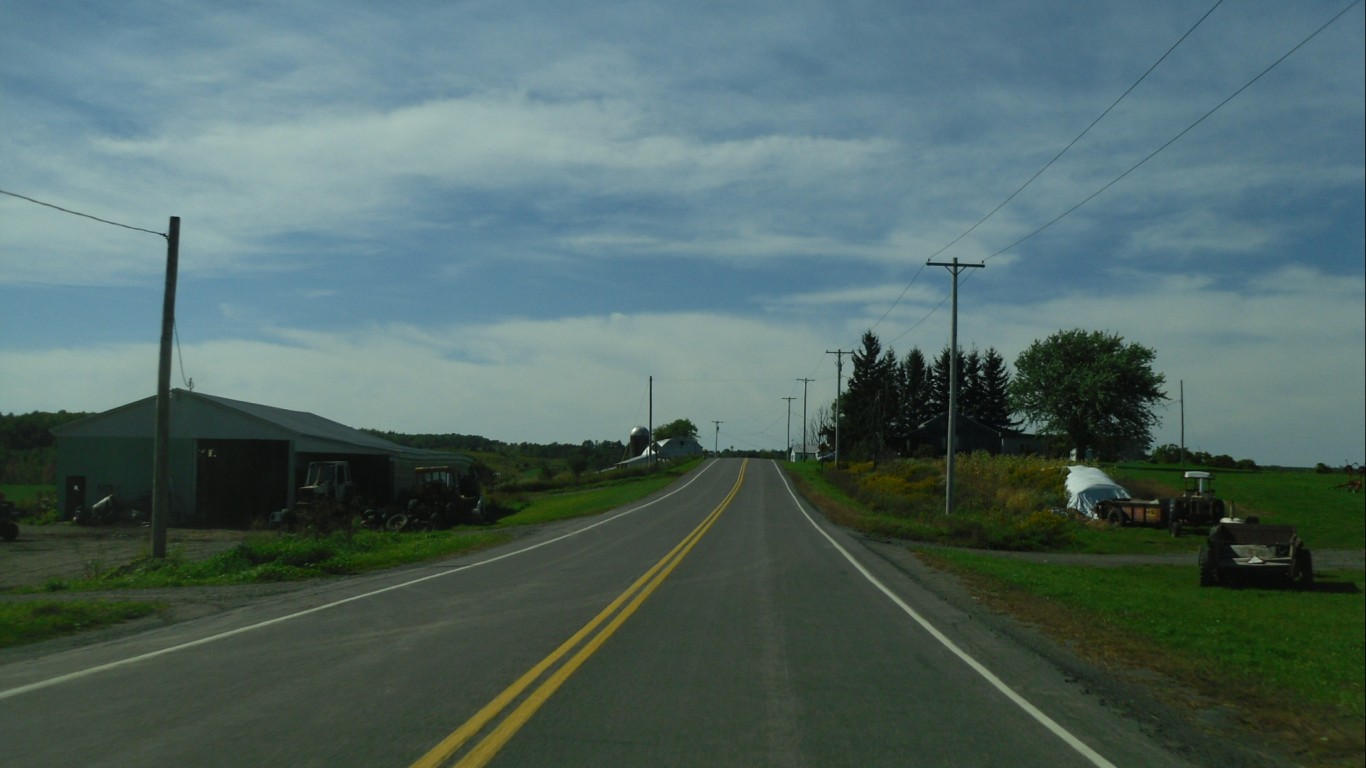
[927,257,983,515]
[782,397,796,459]
[826,350,854,464]
[712,420,723,454]
[797,378,814,458]
[1179,379,1186,466]
[152,216,179,557]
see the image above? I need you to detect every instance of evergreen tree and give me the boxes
[928,347,952,416]
[841,331,897,459]
[975,348,1017,432]
[896,348,933,441]
[959,348,984,423]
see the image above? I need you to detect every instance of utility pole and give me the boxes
[712,420,723,454]
[1179,379,1186,467]
[782,397,796,459]
[826,350,853,464]
[648,375,654,471]
[152,216,180,558]
[797,378,814,459]
[927,257,983,515]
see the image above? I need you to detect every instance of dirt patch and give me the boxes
[0,523,255,590]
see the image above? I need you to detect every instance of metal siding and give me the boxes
[56,436,153,513]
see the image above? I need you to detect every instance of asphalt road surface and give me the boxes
[2,459,1205,767]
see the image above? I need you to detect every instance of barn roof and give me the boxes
[52,389,460,461]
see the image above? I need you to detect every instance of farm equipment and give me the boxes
[1163,471,1226,536]
[1094,498,1164,528]
[71,493,149,526]
[297,461,355,505]
[270,461,358,529]
[384,465,485,531]
[1198,519,1313,589]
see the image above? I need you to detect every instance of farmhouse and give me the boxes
[905,413,1047,457]
[52,389,466,528]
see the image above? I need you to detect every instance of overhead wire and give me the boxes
[868,0,1228,335]
[874,0,1361,346]
[973,0,1363,267]
[0,188,167,238]
[2,186,196,387]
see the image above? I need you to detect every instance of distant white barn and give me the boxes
[615,436,705,469]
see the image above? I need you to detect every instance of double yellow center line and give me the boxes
[412,459,748,768]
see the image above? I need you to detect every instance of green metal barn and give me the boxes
[52,389,468,527]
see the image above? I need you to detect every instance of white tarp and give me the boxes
[1065,466,1131,519]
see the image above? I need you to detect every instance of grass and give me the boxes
[1110,464,1365,550]
[922,550,1365,767]
[27,529,513,592]
[494,470,683,522]
[1,484,50,506]
[785,456,1079,551]
[0,600,164,647]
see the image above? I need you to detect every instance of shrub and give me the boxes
[799,454,1078,551]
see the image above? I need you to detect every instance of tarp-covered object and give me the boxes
[1066,466,1131,519]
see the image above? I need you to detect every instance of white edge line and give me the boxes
[771,460,1118,768]
[0,459,721,701]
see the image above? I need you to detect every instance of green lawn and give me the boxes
[923,550,1365,766]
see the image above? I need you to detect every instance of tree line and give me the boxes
[361,430,629,470]
[0,411,93,484]
[816,328,1172,463]
[817,330,1017,460]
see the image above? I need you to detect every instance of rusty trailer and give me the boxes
[1198,520,1313,589]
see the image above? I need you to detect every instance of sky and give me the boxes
[1,0,1362,468]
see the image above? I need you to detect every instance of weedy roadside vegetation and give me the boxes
[791,454,1077,551]
[786,454,1365,767]
[0,600,162,648]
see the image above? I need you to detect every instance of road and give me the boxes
[2,459,1201,767]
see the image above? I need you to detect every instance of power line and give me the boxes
[978,0,1363,266]
[870,0,1227,332]
[0,188,167,238]
[879,0,1362,341]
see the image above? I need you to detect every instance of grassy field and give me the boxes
[1,483,52,509]
[787,457,1365,767]
[1110,464,1365,549]
[922,551,1364,766]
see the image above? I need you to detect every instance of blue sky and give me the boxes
[2,0,1362,467]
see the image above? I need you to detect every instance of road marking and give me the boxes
[772,460,1119,768]
[412,460,749,768]
[0,460,722,701]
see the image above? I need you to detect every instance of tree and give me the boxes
[927,347,952,417]
[972,348,1017,432]
[958,348,984,423]
[894,348,933,446]
[1010,329,1166,459]
[653,418,699,441]
[841,331,897,459]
